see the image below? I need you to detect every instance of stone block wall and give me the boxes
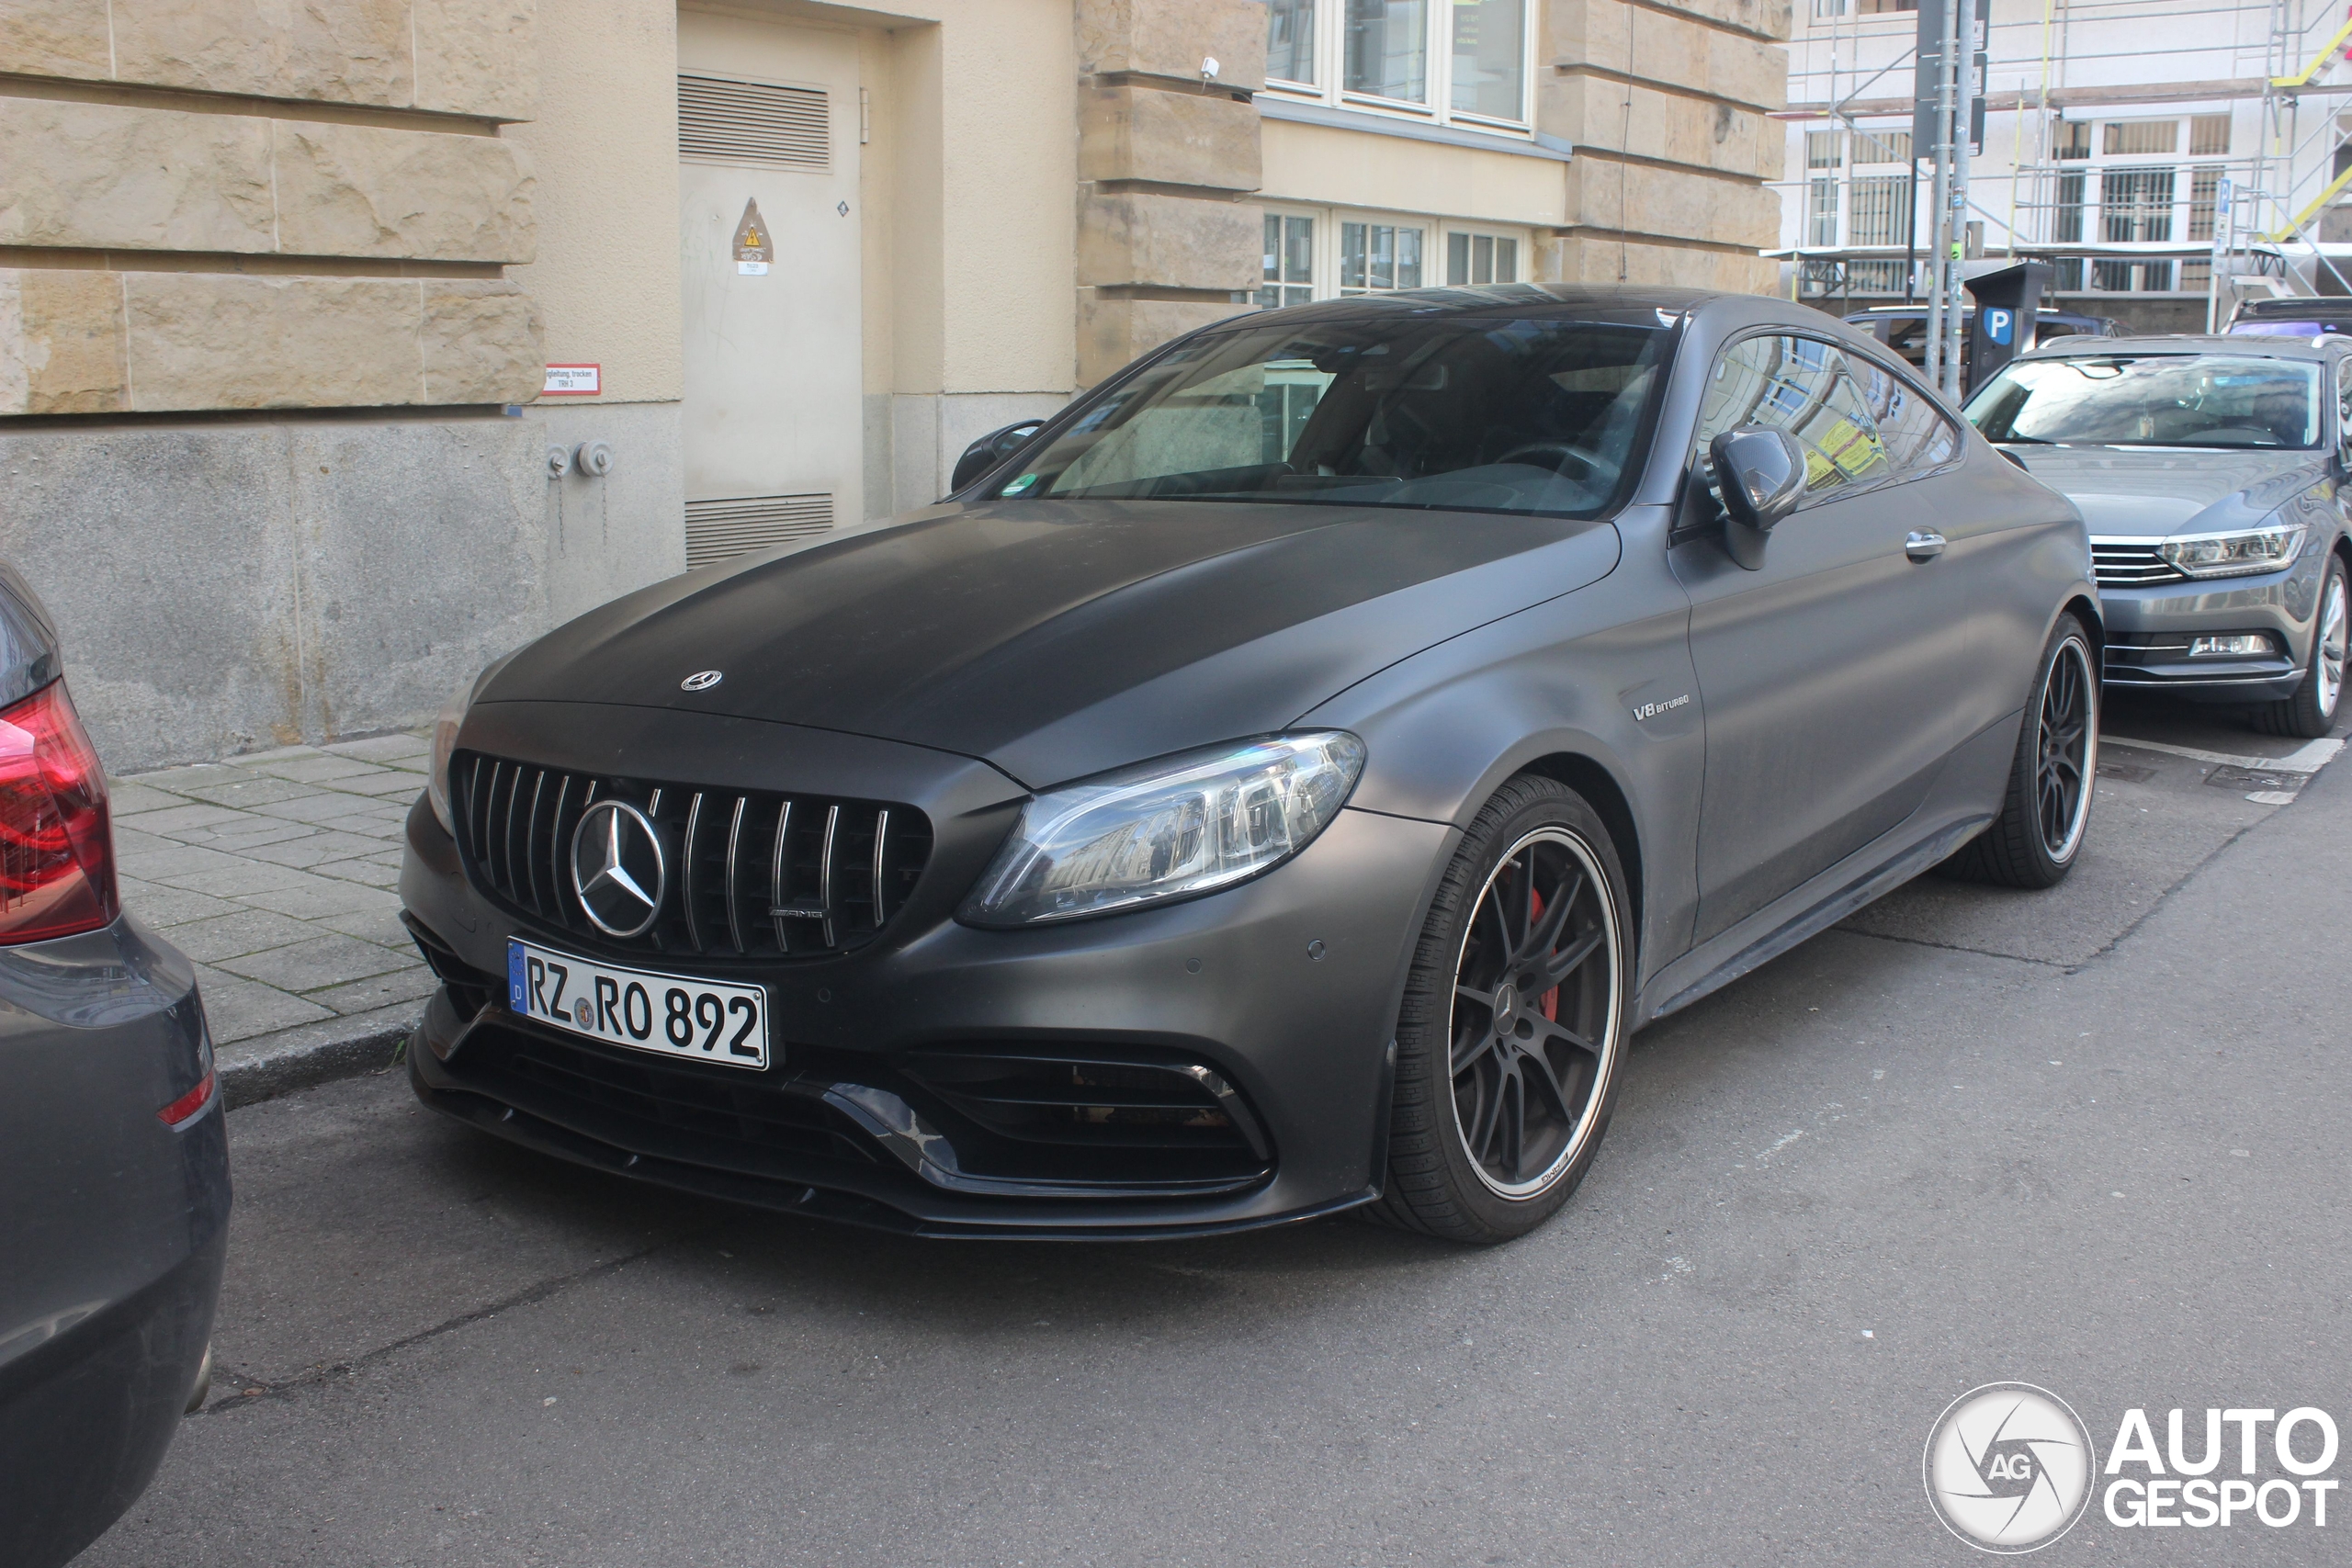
[1073,0,1263,385]
[1539,0,1790,291]
[0,1,602,769]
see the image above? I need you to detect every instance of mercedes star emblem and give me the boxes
[681,670,723,692]
[570,800,667,938]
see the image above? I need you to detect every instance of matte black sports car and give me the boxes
[401,286,2098,1244]
[1967,333,2352,737]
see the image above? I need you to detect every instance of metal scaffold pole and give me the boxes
[1923,0,1961,391]
[1941,0,1974,400]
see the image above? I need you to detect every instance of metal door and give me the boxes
[677,14,862,566]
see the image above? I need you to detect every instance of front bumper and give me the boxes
[401,705,1451,1238]
[0,916,229,1568]
[2097,554,2322,700]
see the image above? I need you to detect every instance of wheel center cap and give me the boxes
[1493,983,1521,1032]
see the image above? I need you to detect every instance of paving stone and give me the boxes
[191,964,336,1045]
[112,826,179,858]
[115,802,253,837]
[241,829,392,869]
[245,754,390,784]
[214,933,413,993]
[248,794,395,827]
[121,879,244,929]
[316,906,415,948]
[118,841,249,883]
[171,776,330,809]
[324,733,431,764]
[163,908,327,964]
[128,762,261,795]
[107,781,186,816]
[152,859,323,897]
[340,772,432,796]
[307,856,404,887]
[175,818,323,852]
[236,878,402,920]
[307,963,437,1016]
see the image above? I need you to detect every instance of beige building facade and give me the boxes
[0,0,1786,771]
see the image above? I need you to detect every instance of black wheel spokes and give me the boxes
[1450,834,1615,1193]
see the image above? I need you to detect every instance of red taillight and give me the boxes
[0,681,118,944]
[158,1066,217,1126]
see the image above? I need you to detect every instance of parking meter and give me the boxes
[1963,261,2052,397]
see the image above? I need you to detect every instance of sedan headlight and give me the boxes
[959,732,1367,927]
[2157,523,2306,579]
[426,654,514,834]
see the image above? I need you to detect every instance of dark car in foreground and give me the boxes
[401,285,2098,1245]
[1967,334,2351,736]
[0,564,227,1568]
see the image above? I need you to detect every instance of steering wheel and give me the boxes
[1492,440,1620,487]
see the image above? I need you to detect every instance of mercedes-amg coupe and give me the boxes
[401,286,2098,1243]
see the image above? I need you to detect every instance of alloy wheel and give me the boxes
[2036,637,2097,863]
[2317,572,2346,718]
[1445,827,1623,1199]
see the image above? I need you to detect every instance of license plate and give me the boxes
[506,939,770,1069]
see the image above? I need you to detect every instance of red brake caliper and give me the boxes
[1527,886,1559,1021]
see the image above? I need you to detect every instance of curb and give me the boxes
[217,1001,424,1110]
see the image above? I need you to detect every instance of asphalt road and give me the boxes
[83,696,2352,1567]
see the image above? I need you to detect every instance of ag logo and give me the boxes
[1924,1382,2096,1553]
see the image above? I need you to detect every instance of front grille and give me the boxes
[451,751,932,962]
[2092,541,2187,588]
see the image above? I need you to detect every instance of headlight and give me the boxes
[958,732,1367,927]
[425,654,514,834]
[2157,523,2306,579]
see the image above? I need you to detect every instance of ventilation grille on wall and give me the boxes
[678,73,829,170]
[685,494,834,571]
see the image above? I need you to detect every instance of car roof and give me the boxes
[1219,283,1724,331]
[2012,332,2350,362]
[1845,305,2109,319]
[2234,297,2352,319]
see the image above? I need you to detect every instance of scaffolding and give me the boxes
[1780,0,2352,328]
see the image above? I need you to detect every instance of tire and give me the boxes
[2251,554,2346,740]
[1368,774,1633,1244]
[1942,613,2098,889]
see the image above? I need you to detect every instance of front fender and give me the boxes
[1299,526,1702,989]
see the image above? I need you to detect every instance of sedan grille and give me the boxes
[450,751,931,962]
[2091,541,2188,588]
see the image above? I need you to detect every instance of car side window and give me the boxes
[1693,333,1889,502]
[1844,352,1960,474]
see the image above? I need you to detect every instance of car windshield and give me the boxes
[1965,354,2324,448]
[2226,320,2345,340]
[984,307,1679,517]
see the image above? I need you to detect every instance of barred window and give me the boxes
[1853,129,1911,164]
[2189,168,2222,243]
[2104,120,2178,157]
[1807,130,1843,170]
[2189,114,2231,156]
[1849,175,1913,246]
[2101,168,2176,243]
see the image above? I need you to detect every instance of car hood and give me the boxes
[1999,445,2327,537]
[482,499,1623,789]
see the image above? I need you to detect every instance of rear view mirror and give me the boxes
[951,420,1046,494]
[1708,426,1805,569]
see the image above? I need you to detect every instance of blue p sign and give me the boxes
[1987,308,2014,346]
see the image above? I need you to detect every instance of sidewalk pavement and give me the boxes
[111,732,436,1106]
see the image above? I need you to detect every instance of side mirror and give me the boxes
[1708,426,1805,568]
[951,420,1046,494]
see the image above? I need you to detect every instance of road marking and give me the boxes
[2100,735,2345,774]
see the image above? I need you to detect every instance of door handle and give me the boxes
[1905,530,1947,562]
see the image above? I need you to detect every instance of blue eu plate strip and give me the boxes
[507,941,528,1011]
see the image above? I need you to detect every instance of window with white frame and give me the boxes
[1444,229,1520,285]
[1265,0,1534,130]
[2043,110,2233,296]
[1260,207,1530,303]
